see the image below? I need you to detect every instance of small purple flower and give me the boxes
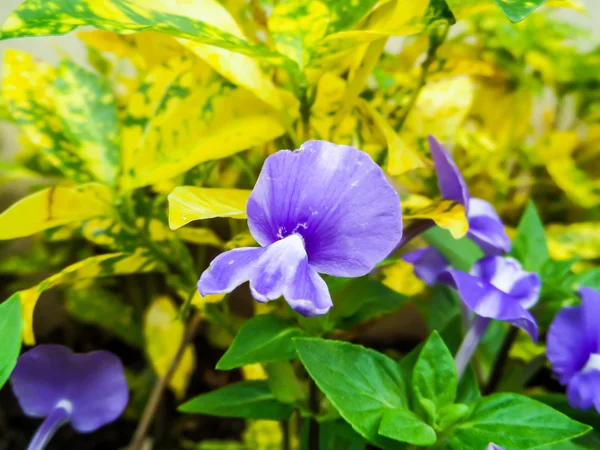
[487,444,504,450]
[547,287,600,412]
[11,345,128,450]
[198,140,402,316]
[442,256,540,377]
[429,135,510,256]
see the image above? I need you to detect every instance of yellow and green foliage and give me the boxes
[0,0,598,447]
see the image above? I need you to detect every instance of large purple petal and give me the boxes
[403,246,449,286]
[428,135,470,211]
[566,370,600,412]
[580,287,600,353]
[471,256,540,309]
[11,345,128,433]
[246,140,402,277]
[198,247,265,296]
[467,198,511,256]
[547,305,592,385]
[283,260,332,316]
[67,351,129,432]
[249,234,307,303]
[442,270,538,341]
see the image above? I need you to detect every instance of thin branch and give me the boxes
[129,313,203,450]
[483,326,519,395]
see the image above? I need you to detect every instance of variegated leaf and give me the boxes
[403,194,469,239]
[547,223,600,261]
[0,0,301,92]
[120,61,285,190]
[54,60,121,185]
[144,297,196,399]
[176,227,224,248]
[12,250,160,345]
[2,50,93,182]
[268,0,330,68]
[168,187,250,230]
[0,184,112,240]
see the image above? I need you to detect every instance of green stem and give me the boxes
[282,418,291,450]
[395,23,449,132]
[308,378,320,450]
[483,326,519,395]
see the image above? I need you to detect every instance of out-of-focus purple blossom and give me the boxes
[11,344,128,450]
[429,135,511,256]
[198,140,402,316]
[402,246,449,286]
[547,287,600,412]
[487,444,504,450]
[440,256,540,377]
[443,256,541,340]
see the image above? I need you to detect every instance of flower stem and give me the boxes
[483,326,519,394]
[129,313,202,450]
[454,316,490,379]
[308,378,320,450]
[27,406,70,450]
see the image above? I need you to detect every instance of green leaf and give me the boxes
[378,409,437,446]
[330,277,409,329]
[412,331,457,422]
[572,268,600,291]
[0,294,22,389]
[65,285,143,347]
[54,60,120,185]
[456,366,481,406]
[493,0,546,22]
[511,201,549,272]
[216,315,306,370]
[179,380,294,420]
[532,393,600,430]
[295,338,406,450]
[319,420,368,450]
[264,361,304,404]
[446,393,591,450]
[423,227,484,272]
[437,403,470,431]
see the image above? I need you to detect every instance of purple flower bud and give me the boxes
[429,135,511,256]
[198,140,403,316]
[547,287,600,412]
[11,344,128,450]
[487,444,504,450]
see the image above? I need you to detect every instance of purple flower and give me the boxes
[547,287,600,412]
[198,140,402,316]
[442,256,540,378]
[429,135,511,256]
[402,246,449,286]
[11,345,128,450]
[487,445,504,450]
[443,256,541,340]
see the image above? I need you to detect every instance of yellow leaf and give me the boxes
[176,227,224,248]
[509,331,546,363]
[402,194,469,239]
[382,259,426,296]
[144,297,196,399]
[0,183,112,240]
[241,363,268,381]
[225,231,258,250]
[360,100,428,175]
[15,250,159,345]
[191,291,226,313]
[120,60,285,190]
[168,187,250,230]
[547,223,600,261]
[310,72,347,140]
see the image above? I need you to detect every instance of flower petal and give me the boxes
[428,135,469,210]
[246,140,402,277]
[198,247,265,296]
[11,345,128,432]
[442,270,538,340]
[566,370,600,412]
[283,260,332,316]
[471,256,540,309]
[580,287,600,352]
[403,246,449,286]
[547,305,591,385]
[67,351,129,432]
[249,234,307,302]
[467,198,511,255]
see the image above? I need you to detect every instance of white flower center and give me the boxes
[55,399,74,415]
[582,353,600,373]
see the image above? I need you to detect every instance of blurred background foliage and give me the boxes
[0,0,599,448]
